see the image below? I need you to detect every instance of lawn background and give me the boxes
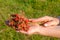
[0,0,60,40]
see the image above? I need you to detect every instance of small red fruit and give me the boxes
[6,14,31,32]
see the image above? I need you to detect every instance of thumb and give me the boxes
[44,20,59,27]
[29,19,35,22]
[29,19,39,22]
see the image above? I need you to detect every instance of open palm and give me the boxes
[17,23,40,35]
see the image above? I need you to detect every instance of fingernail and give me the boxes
[44,24,48,26]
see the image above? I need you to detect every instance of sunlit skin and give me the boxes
[18,16,60,38]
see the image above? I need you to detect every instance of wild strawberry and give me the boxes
[15,17,19,21]
[25,19,29,23]
[15,14,20,18]
[6,14,31,32]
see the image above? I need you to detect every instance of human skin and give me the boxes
[29,16,59,27]
[38,26,60,38]
[18,16,60,38]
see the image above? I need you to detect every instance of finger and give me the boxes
[37,16,55,22]
[16,30,28,34]
[19,30,34,35]
[29,16,55,22]
[29,16,51,22]
[19,30,28,34]
[29,19,37,22]
[44,18,59,27]
[17,29,35,35]
[16,30,22,32]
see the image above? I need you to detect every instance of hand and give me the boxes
[16,16,60,38]
[30,16,59,27]
[16,20,60,38]
[17,23,40,35]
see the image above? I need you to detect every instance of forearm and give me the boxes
[39,26,60,38]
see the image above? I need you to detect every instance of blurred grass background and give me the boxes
[0,0,60,40]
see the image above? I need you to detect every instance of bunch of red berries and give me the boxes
[5,14,31,31]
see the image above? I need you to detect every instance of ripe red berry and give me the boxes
[25,19,29,23]
[6,14,31,32]
[15,17,19,21]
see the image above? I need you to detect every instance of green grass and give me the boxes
[0,0,60,40]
